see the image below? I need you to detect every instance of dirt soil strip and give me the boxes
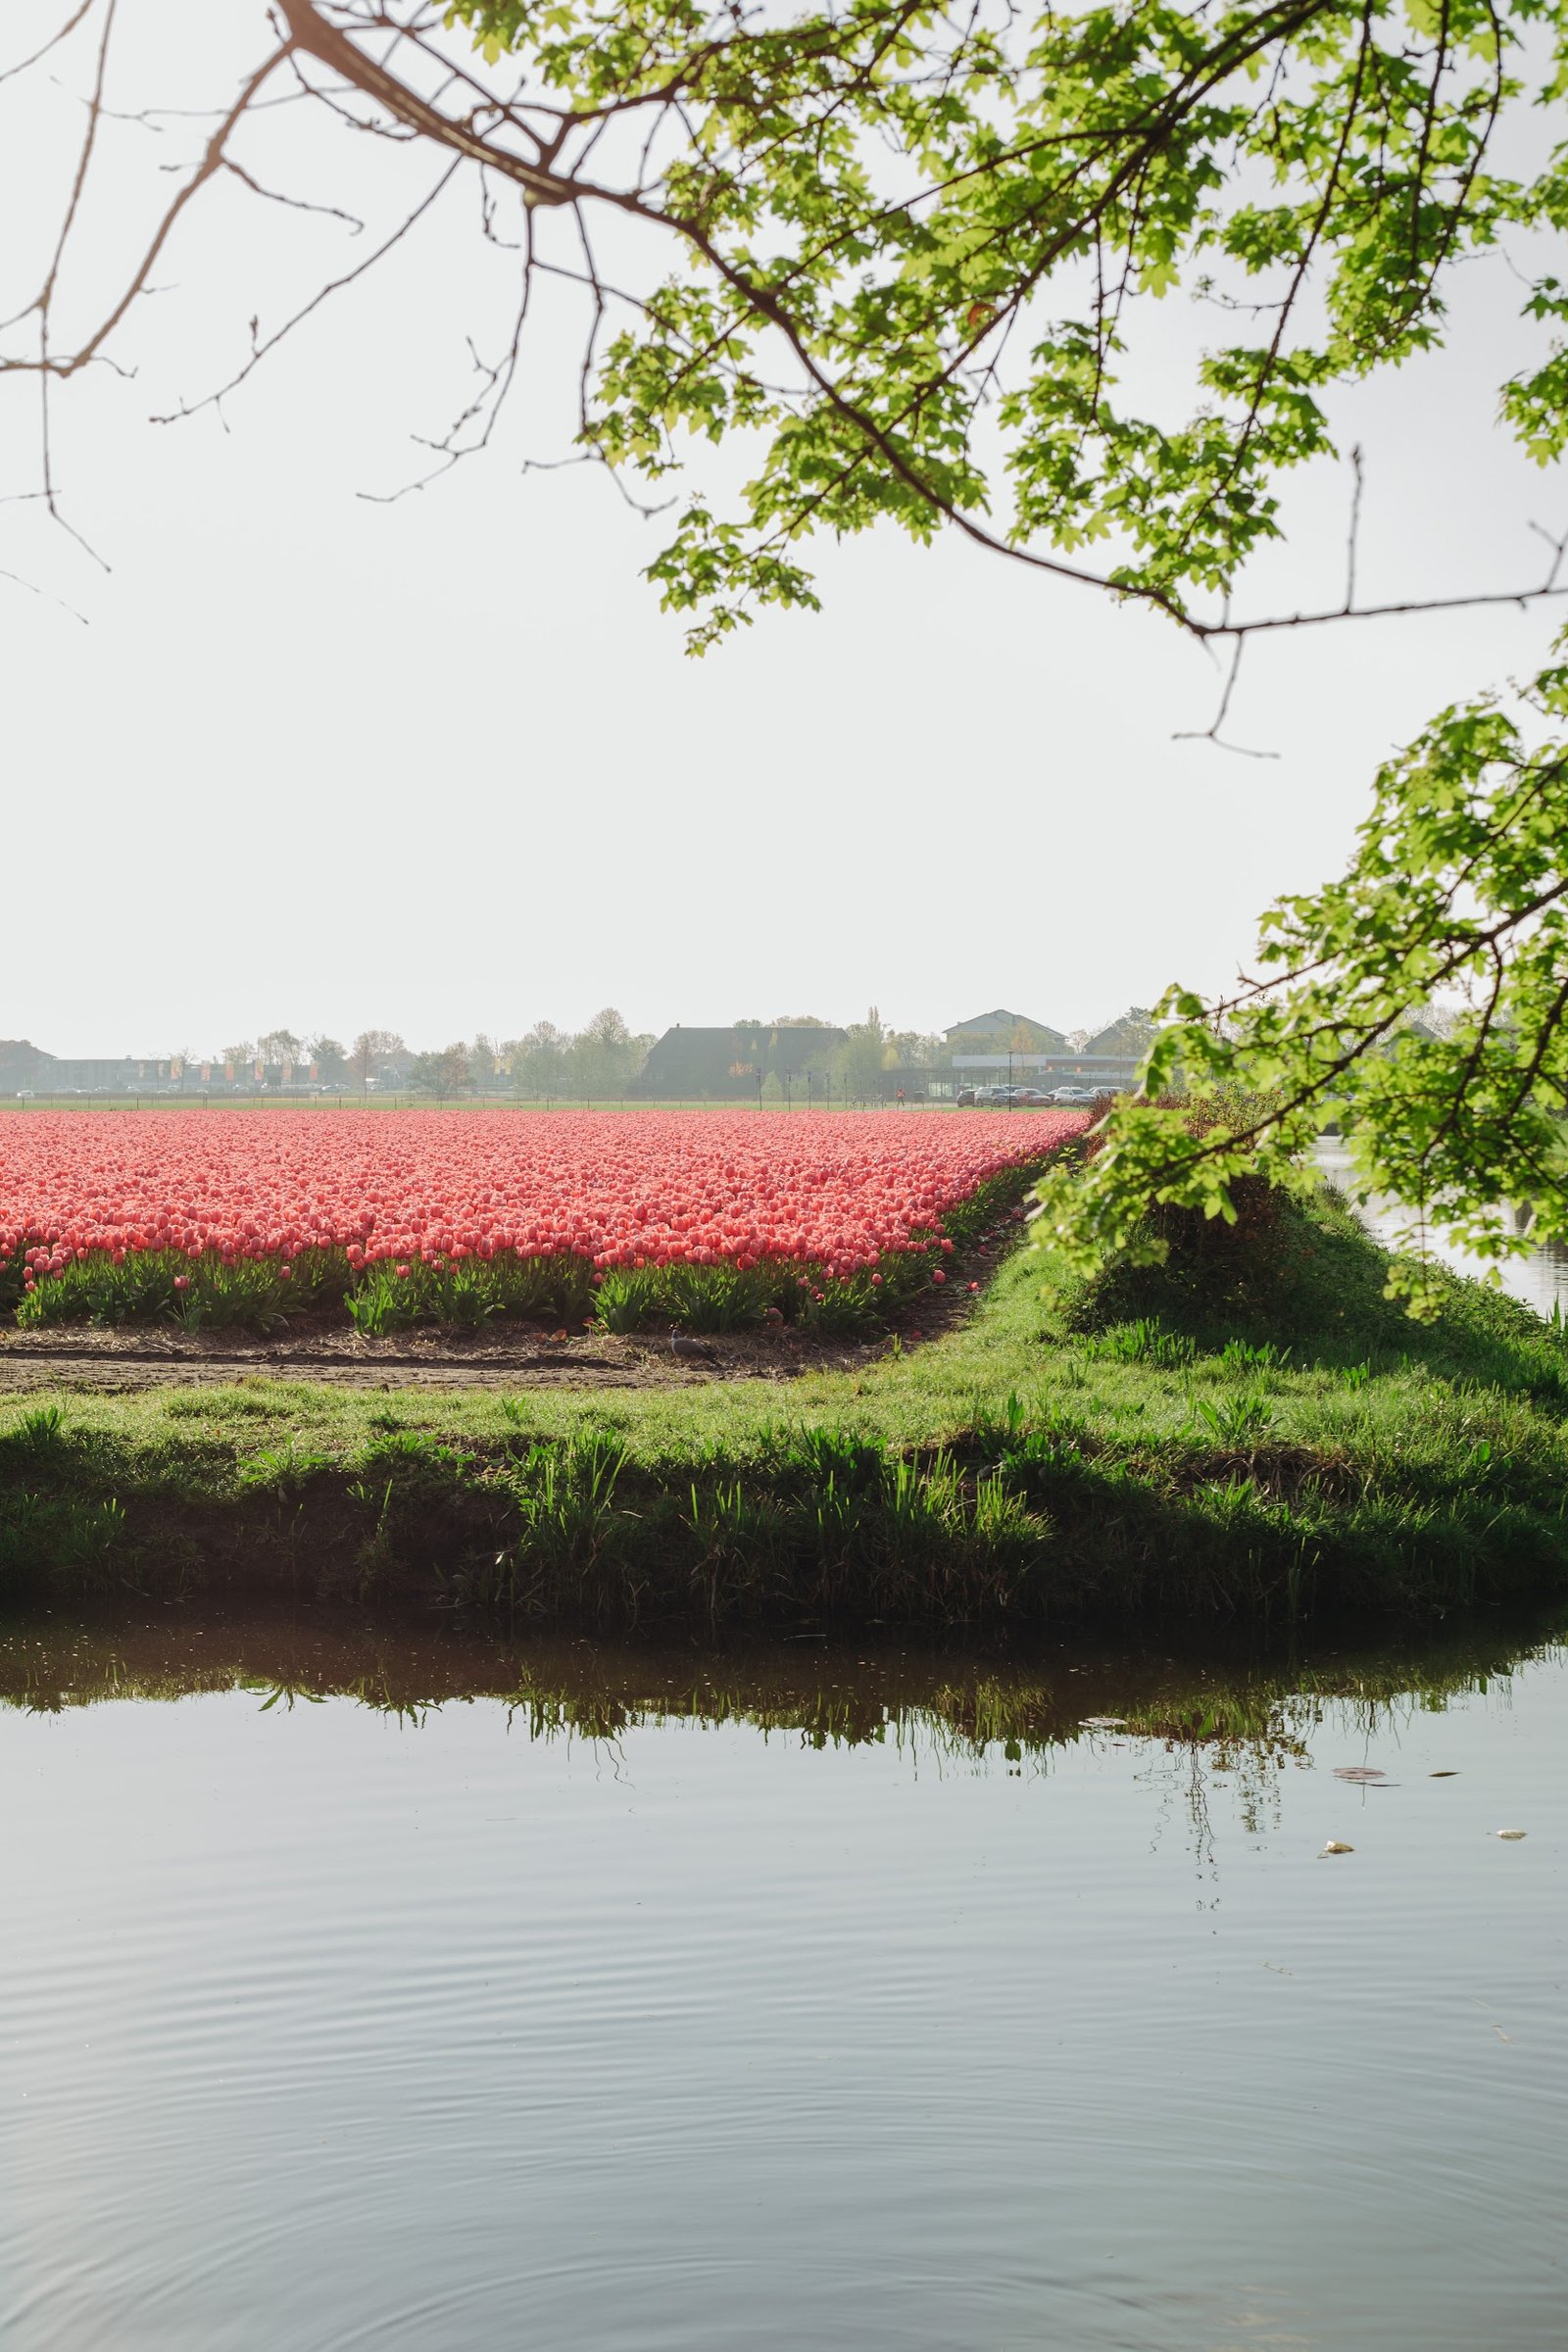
[0,1324,909,1392]
[0,1239,998,1393]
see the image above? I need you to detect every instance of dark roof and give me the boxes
[948,1006,1051,1033]
[634,1023,848,1097]
[945,1008,1067,1051]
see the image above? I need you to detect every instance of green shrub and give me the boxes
[1218,1336,1293,1373]
[346,1265,422,1336]
[236,1441,333,1496]
[487,1432,635,1614]
[0,1491,128,1589]
[660,1263,774,1332]
[0,1404,66,1457]
[174,1257,295,1336]
[12,1248,355,1335]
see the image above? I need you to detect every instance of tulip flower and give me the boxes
[1,1105,1087,1321]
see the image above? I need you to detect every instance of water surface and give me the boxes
[1316,1139,1568,1318]
[1,1615,1563,2349]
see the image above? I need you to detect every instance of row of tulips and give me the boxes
[0,1108,1087,1326]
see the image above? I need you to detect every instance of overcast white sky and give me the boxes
[3,2,1563,1058]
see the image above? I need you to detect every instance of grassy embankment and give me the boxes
[3,1180,1567,1630]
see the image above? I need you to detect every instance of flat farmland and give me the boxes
[0,1108,1086,1374]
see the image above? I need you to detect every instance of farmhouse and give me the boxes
[632,1022,849,1100]
[626,1004,1161,1102]
[944,1006,1157,1094]
[944,1008,1068,1054]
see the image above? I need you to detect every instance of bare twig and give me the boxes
[1173,638,1282,760]
[150,160,462,426]
[0,563,90,623]
[220,159,366,230]
[0,0,98,89]
[1345,443,1363,612]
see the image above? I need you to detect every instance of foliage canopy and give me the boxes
[435,0,1568,648]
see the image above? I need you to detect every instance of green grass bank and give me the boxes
[3,1183,1567,1633]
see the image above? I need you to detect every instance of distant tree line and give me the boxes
[498,1010,655,1100]
[178,1008,969,1102]
[192,1013,654,1100]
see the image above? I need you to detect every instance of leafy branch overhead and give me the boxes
[6,0,1568,649]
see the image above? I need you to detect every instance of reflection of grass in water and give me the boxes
[2,1609,1560,1781]
[11,1607,1552,1864]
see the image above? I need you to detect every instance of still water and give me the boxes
[1315,1140,1568,1319]
[1,1615,1563,2350]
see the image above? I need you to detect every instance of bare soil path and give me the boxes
[0,1318,936,1392]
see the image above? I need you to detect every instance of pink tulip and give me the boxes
[2,1105,1089,1318]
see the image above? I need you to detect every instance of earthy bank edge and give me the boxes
[3,1185,1568,1631]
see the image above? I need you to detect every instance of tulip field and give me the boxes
[0,1109,1087,1335]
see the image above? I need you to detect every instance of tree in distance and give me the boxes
[308,1035,351,1084]
[502,1010,654,1098]
[351,1030,408,1090]
[837,1009,895,1102]
[408,1041,472,1101]
[7,0,1568,1289]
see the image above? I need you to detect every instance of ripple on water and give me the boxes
[0,1641,1562,2351]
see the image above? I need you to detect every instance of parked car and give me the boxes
[961,1083,1054,1105]
[1051,1085,1097,1104]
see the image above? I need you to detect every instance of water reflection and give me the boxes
[1,1601,1558,1748]
[0,1603,1560,1862]
[1,1606,1563,2352]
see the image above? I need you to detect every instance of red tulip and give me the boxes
[0,1106,1089,1314]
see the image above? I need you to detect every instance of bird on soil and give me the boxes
[668,1325,721,1369]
